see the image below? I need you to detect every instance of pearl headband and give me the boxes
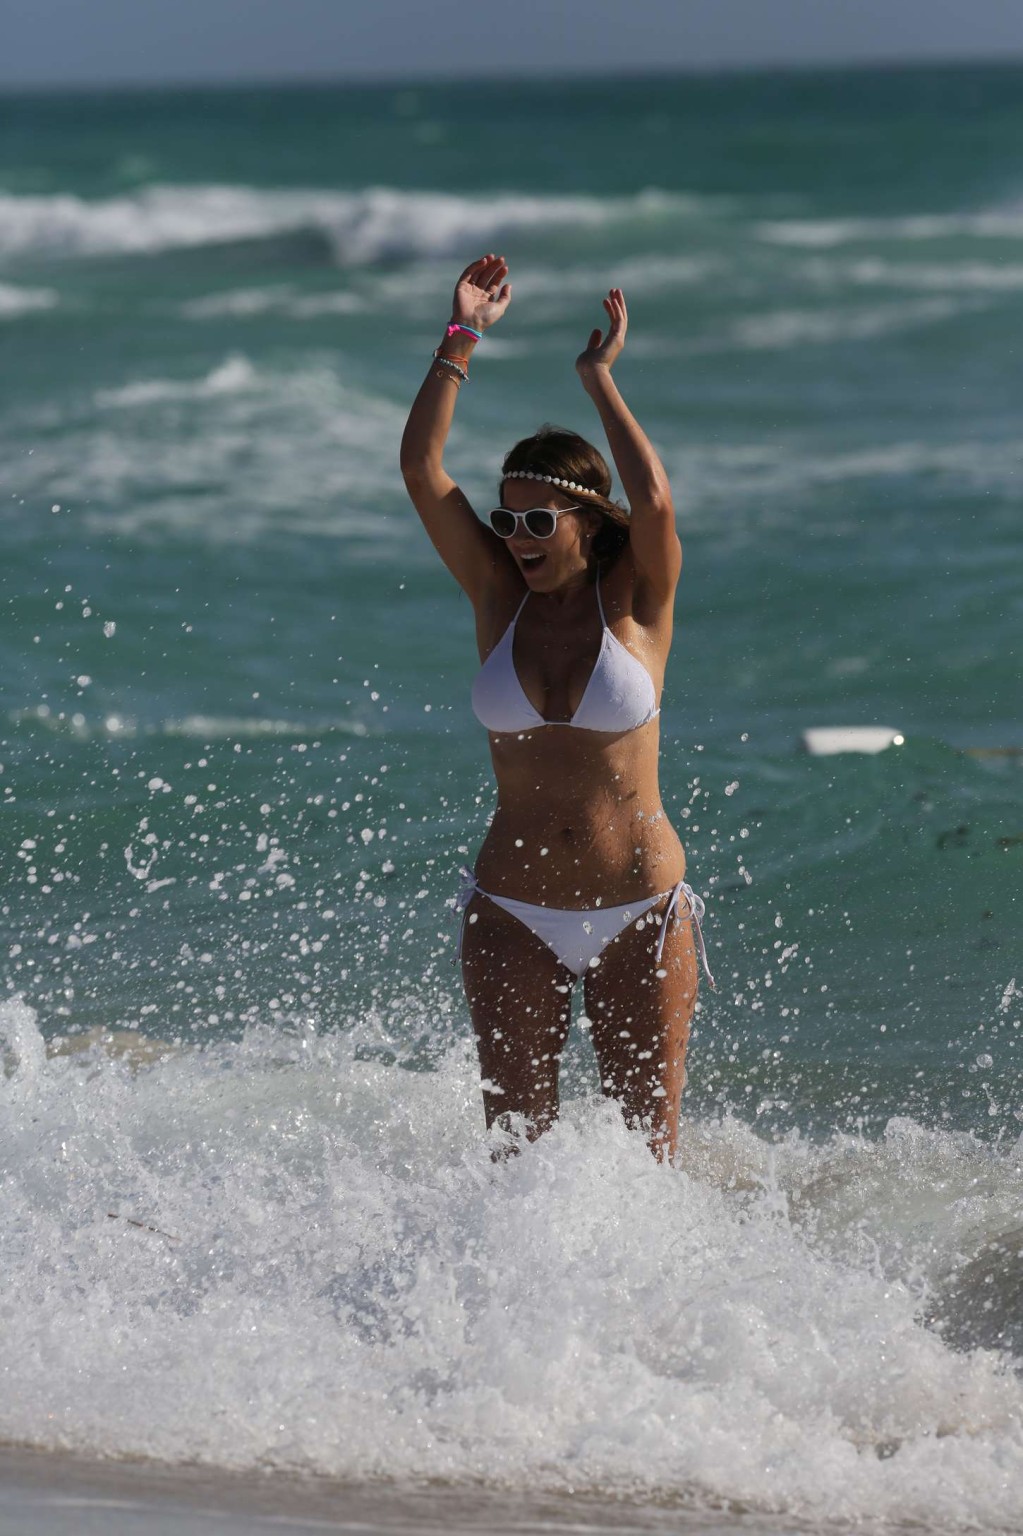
[504,469,601,497]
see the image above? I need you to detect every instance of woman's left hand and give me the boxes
[576,288,627,377]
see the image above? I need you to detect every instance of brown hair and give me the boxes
[500,425,630,570]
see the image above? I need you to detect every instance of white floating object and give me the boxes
[801,726,904,756]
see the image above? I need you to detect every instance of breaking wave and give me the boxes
[1,997,1022,1527]
[0,184,693,267]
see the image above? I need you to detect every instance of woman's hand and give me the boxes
[576,288,627,377]
[452,253,512,333]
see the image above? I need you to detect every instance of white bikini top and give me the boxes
[471,575,659,734]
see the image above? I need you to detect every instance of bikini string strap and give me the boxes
[453,865,479,963]
[656,879,716,990]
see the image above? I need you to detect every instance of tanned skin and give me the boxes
[400,256,697,1160]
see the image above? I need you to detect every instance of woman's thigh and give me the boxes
[460,893,575,1136]
[582,899,699,1160]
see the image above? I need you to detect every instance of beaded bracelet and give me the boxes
[433,353,468,384]
[447,321,482,341]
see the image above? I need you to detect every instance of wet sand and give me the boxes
[0,1446,812,1535]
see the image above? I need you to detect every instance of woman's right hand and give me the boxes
[452,253,512,332]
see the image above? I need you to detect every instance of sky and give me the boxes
[4,0,1023,88]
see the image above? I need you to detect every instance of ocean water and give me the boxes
[1,64,1021,1530]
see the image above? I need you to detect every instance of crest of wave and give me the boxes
[0,185,684,266]
[1,995,1021,1526]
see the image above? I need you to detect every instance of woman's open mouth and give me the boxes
[518,551,547,574]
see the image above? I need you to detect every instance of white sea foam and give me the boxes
[8,342,1022,550]
[661,436,1023,529]
[804,256,1023,293]
[756,207,1023,248]
[0,184,691,267]
[1,996,1021,1526]
[180,255,716,327]
[7,706,371,741]
[181,285,367,320]
[11,339,1020,545]
[695,296,981,354]
[0,281,59,317]
[95,354,259,406]
[10,356,415,543]
[513,253,717,298]
[161,713,370,740]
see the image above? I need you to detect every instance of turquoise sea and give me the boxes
[1,64,1021,1530]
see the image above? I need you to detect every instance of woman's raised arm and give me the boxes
[400,254,513,605]
[576,289,682,607]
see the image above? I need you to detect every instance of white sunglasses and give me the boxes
[488,505,580,539]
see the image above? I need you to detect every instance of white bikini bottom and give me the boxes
[455,867,715,988]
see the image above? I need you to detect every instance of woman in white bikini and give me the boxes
[400,254,714,1160]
